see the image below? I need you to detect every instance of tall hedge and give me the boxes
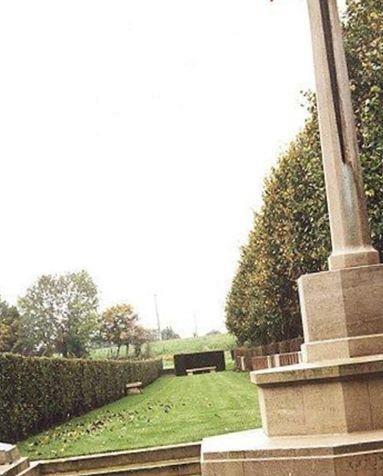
[173,351,226,376]
[0,354,162,442]
[226,0,383,345]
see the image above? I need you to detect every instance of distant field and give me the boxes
[90,333,237,368]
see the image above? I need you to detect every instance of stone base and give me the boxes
[298,264,383,363]
[201,428,383,475]
[328,247,379,271]
[0,443,20,465]
[301,333,383,364]
[251,355,383,437]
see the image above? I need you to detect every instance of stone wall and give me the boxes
[233,337,303,371]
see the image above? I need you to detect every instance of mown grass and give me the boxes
[19,371,259,460]
[147,333,236,357]
[90,333,236,369]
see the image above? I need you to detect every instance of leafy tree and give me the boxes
[226,0,383,345]
[0,297,20,353]
[131,325,155,357]
[161,326,180,340]
[101,304,138,357]
[18,270,99,357]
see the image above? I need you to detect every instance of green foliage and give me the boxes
[18,270,99,357]
[131,325,155,358]
[161,326,180,340]
[101,304,138,357]
[100,305,155,358]
[226,0,383,345]
[0,297,20,353]
[0,353,162,443]
[345,0,383,252]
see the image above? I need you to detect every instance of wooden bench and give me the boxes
[125,381,143,395]
[186,366,216,376]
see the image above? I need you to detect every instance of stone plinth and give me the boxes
[299,265,383,363]
[202,355,383,475]
[251,355,383,437]
[202,428,383,475]
[0,443,20,465]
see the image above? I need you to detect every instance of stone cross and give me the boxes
[307,0,379,270]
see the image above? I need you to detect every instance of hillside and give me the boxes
[91,333,236,368]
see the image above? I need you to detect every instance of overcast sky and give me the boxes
[0,0,346,337]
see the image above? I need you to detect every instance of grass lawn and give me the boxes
[147,334,236,358]
[19,371,260,460]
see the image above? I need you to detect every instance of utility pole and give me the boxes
[154,294,161,341]
[193,313,198,338]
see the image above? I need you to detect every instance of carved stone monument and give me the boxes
[201,1,383,474]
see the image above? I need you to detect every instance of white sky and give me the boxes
[0,0,345,337]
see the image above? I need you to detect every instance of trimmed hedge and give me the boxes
[173,350,225,376]
[0,353,162,443]
[226,0,383,346]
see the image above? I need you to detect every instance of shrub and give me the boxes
[0,353,162,443]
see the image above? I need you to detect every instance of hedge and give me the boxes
[173,351,225,376]
[0,353,162,443]
[226,0,383,346]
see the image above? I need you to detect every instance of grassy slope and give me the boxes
[91,333,237,368]
[148,333,236,357]
[20,371,260,460]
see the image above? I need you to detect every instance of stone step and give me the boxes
[55,458,201,476]
[17,462,40,476]
[0,445,20,465]
[39,443,201,475]
[0,458,29,476]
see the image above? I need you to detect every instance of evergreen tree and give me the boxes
[226,0,383,345]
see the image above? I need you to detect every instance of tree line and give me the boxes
[226,0,383,345]
[0,270,155,358]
